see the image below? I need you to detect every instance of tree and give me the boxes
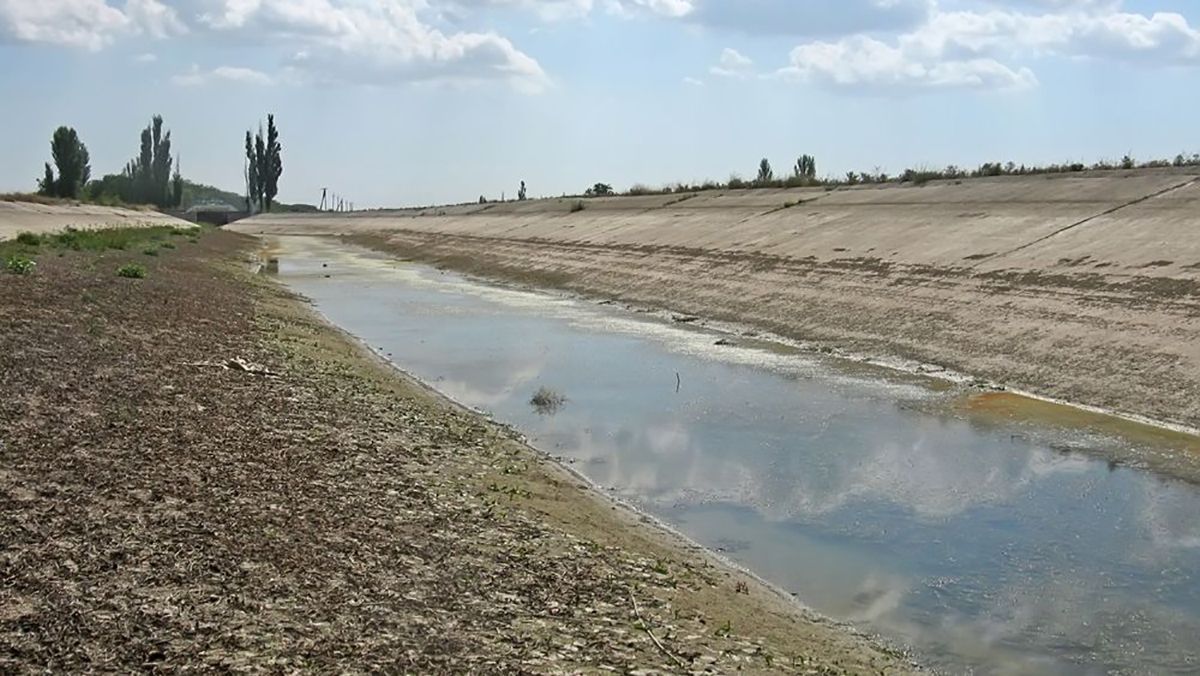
[518,180,527,201]
[794,154,816,181]
[136,125,153,202]
[244,115,283,213]
[756,158,774,186]
[586,182,613,196]
[254,125,267,210]
[112,115,180,208]
[245,131,258,212]
[38,163,56,197]
[150,116,172,207]
[172,157,184,208]
[264,114,282,212]
[41,126,91,198]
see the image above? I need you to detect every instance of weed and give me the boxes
[6,226,184,254]
[5,255,36,275]
[0,192,69,206]
[715,619,732,637]
[569,200,586,213]
[116,263,147,279]
[160,242,176,249]
[15,232,42,246]
[142,247,159,256]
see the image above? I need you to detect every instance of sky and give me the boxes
[1,0,1200,207]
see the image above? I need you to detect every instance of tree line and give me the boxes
[34,114,286,212]
[577,149,1200,198]
[36,115,183,209]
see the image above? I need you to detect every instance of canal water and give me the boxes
[272,236,1200,675]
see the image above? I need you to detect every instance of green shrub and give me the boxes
[160,242,176,249]
[142,247,159,256]
[15,232,42,247]
[38,226,178,252]
[116,263,147,279]
[5,255,36,275]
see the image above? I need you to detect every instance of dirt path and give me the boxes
[0,229,915,673]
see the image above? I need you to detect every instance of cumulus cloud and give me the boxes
[604,0,693,19]
[902,8,1200,63]
[443,0,596,22]
[171,64,274,86]
[684,0,931,36]
[765,1,1200,93]
[197,0,549,91]
[1,0,547,92]
[124,0,186,38]
[777,34,1037,91]
[709,47,753,78]
[0,0,181,50]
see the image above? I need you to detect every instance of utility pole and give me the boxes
[320,187,328,211]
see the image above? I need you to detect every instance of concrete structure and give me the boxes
[236,169,1200,430]
[0,201,189,241]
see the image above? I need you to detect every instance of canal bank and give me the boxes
[266,234,1200,675]
[1,227,914,673]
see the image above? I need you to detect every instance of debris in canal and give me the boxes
[530,386,567,414]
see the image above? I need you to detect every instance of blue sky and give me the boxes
[1,0,1199,207]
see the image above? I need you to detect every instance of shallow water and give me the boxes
[273,236,1200,675]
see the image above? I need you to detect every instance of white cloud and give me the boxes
[764,2,1200,94]
[134,51,156,62]
[605,0,693,19]
[902,8,1200,63]
[123,0,185,38]
[777,34,1037,91]
[1,0,546,92]
[171,64,274,86]
[198,0,549,92]
[0,0,183,49]
[682,75,704,86]
[709,47,753,78]
[445,0,596,22]
[683,0,931,36]
[0,0,129,50]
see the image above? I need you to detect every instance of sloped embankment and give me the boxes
[0,200,187,240]
[0,228,913,672]
[240,170,1200,430]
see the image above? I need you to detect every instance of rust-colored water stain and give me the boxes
[962,391,1200,454]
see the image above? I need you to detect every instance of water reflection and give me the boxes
[276,237,1200,675]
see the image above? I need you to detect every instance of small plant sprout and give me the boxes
[5,255,36,275]
[116,263,147,279]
